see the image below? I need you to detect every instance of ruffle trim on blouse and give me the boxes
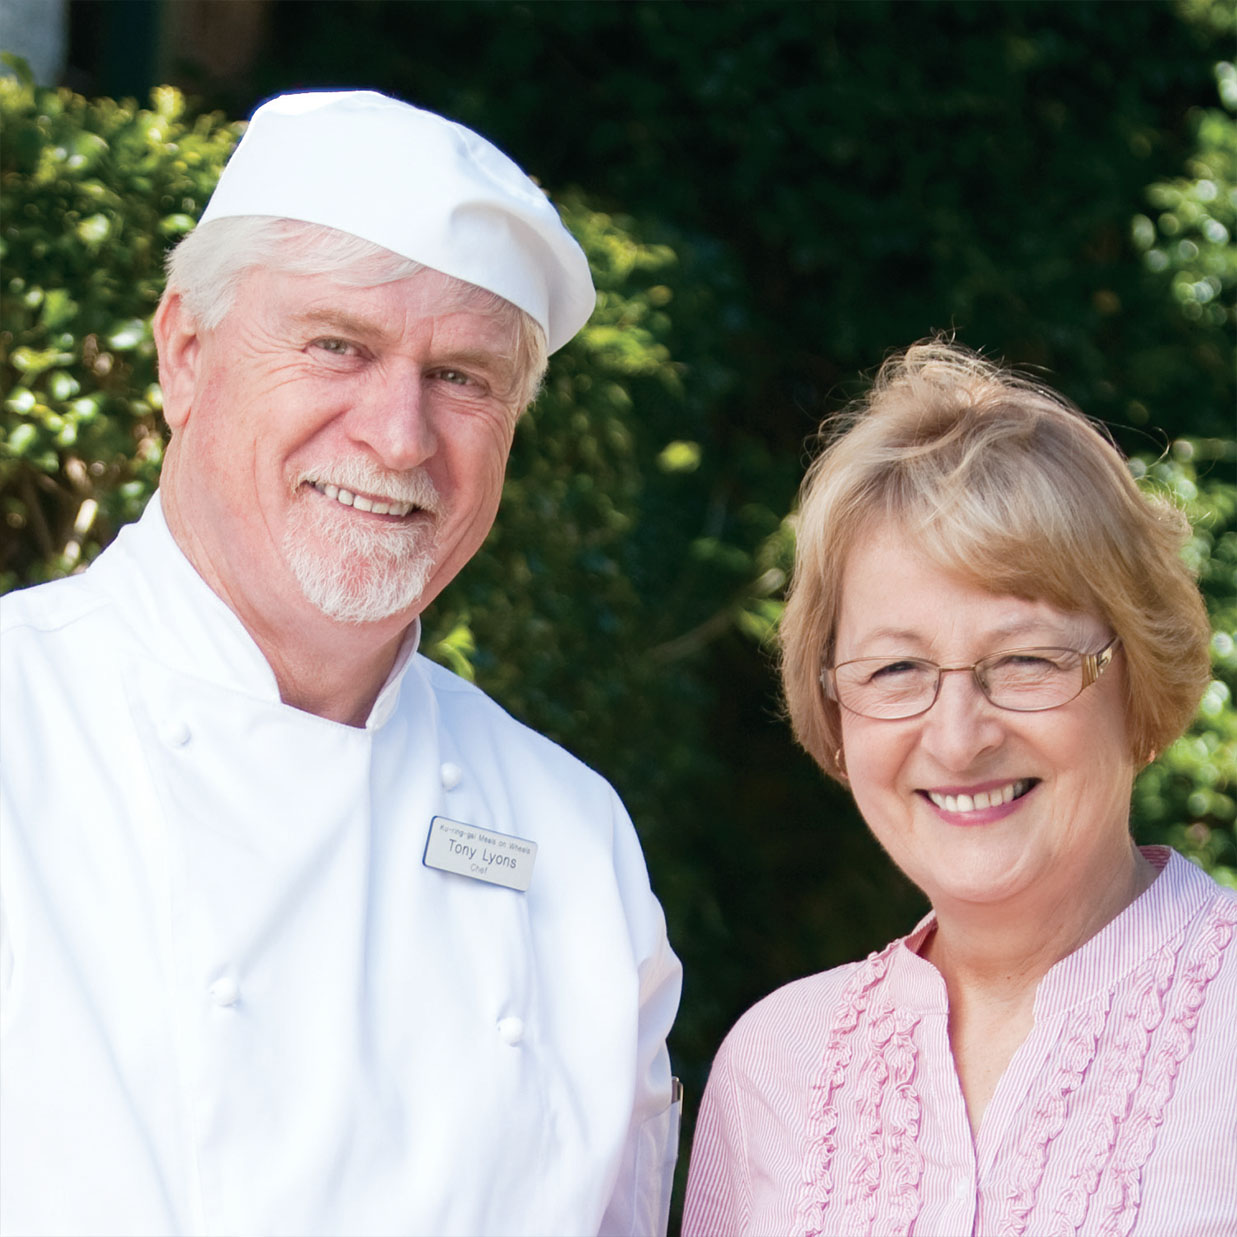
[1092,897,1235,1237]
[1001,894,1235,1237]
[1039,935,1181,1236]
[791,888,1234,1237]
[994,993,1112,1237]
[793,941,925,1237]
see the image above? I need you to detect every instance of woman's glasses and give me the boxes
[821,637,1120,721]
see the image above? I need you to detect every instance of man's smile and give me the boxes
[307,479,418,518]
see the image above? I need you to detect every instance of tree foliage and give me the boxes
[1132,440,1237,887]
[0,60,236,588]
[250,0,1235,450]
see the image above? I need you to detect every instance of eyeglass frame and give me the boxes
[819,636,1121,721]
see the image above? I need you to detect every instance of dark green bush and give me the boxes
[0,60,238,588]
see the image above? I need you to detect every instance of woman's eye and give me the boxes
[871,660,922,680]
[995,653,1061,671]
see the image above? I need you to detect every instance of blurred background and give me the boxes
[3,0,1234,1215]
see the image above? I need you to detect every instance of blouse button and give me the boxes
[209,977,240,1007]
[497,1016,524,1046]
[440,762,463,790]
[162,718,191,748]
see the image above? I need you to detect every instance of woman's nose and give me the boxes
[917,668,1005,770]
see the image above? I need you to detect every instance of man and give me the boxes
[0,90,681,1236]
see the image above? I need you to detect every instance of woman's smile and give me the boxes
[920,776,1037,821]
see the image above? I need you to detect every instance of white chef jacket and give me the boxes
[0,494,682,1237]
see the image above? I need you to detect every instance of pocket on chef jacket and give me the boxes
[630,1077,682,1237]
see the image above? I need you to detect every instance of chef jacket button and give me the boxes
[497,1016,524,1046]
[440,762,462,790]
[209,977,240,1007]
[162,718,191,748]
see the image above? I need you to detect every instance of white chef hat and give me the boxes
[198,89,595,354]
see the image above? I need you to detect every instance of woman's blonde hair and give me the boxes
[780,339,1211,782]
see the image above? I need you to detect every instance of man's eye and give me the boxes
[311,338,356,356]
[435,368,473,386]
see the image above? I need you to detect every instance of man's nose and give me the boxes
[348,366,438,470]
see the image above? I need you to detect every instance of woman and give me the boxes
[683,341,1236,1236]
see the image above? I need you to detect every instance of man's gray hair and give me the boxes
[164,217,549,408]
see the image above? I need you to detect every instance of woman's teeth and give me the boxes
[314,482,413,517]
[927,779,1032,814]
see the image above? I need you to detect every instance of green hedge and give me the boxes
[0,64,237,586]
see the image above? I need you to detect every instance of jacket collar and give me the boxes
[89,491,421,728]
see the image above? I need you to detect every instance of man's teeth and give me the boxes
[315,482,413,517]
[928,780,1031,813]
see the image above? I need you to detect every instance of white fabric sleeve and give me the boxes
[598,794,684,1237]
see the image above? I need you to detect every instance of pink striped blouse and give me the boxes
[683,847,1237,1237]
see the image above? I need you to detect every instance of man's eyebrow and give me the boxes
[435,347,516,375]
[290,308,384,336]
[289,310,513,365]
[289,309,518,385]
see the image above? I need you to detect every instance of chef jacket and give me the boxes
[0,494,683,1237]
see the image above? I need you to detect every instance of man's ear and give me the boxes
[153,292,204,431]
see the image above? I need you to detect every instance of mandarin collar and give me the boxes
[1032,846,1211,1014]
[890,848,1211,1016]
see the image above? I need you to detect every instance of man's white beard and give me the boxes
[283,463,441,625]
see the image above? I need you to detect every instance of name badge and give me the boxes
[423,816,537,892]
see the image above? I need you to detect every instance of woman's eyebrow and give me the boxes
[848,618,1084,650]
[850,626,925,647]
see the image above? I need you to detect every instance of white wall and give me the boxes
[0,0,68,84]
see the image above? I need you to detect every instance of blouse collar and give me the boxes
[892,848,1215,1015]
